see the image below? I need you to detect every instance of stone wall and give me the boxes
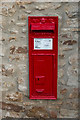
[0,1,79,119]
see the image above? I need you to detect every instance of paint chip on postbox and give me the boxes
[34,38,53,50]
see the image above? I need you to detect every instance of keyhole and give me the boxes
[38,78,39,81]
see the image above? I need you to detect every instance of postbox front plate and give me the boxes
[28,16,58,99]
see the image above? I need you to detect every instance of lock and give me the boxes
[28,16,58,99]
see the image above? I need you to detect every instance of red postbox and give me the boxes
[28,16,58,99]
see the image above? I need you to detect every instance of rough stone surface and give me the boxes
[0,102,23,112]
[59,69,64,78]
[27,106,49,118]
[60,109,78,118]
[5,92,23,102]
[65,3,78,18]
[1,1,79,119]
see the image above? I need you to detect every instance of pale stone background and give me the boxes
[0,1,79,119]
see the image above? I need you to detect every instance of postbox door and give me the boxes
[31,55,55,98]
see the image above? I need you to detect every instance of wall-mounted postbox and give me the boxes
[28,16,58,99]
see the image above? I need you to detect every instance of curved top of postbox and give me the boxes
[28,16,58,31]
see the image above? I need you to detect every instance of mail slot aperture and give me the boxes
[28,16,58,99]
[31,23,55,31]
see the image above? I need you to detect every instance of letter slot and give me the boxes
[31,23,55,31]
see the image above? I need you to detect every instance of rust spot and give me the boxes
[9,56,20,61]
[50,111,57,118]
[16,47,27,54]
[13,57,20,61]
[6,92,23,102]
[2,38,5,41]
[20,5,25,9]
[9,37,16,41]
[60,88,67,95]
[2,64,13,76]
[10,46,15,54]
[2,64,5,72]
[69,88,78,98]
[21,15,27,20]
[12,5,15,8]
[59,54,65,59]
[62,34,68,38]
[63,40,77,45]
